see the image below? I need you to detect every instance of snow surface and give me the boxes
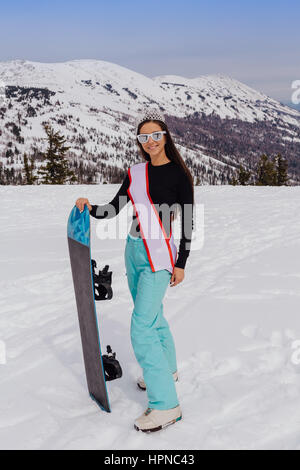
[1,184,300,450]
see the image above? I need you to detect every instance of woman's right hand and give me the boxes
[75,198,92,213]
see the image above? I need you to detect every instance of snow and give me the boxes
[1,59,300,183]
[0,184,300,450]
[1,59,299,127]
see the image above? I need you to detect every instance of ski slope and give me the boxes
[0,184,300,450]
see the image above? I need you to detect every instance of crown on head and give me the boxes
[135,106,165,130]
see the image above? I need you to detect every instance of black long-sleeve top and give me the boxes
[90,160,194,269]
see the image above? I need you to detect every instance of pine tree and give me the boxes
[38,123,77,184]
[23,153,37,184]
[275,154,289,186]
[256,154,277,186]
[229,175,238,185]
[0,163,4,185]
[78,161,85,184]
[237,164,251,185]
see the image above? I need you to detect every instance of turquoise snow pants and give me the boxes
[124,233,179,410]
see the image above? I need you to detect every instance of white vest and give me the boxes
[127,162,177,274]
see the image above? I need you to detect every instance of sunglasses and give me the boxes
[136,131,166,144]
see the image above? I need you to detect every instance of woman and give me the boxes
[76,107,194,432]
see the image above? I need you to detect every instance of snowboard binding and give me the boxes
[102,345,123,382]
[91,260,113,301]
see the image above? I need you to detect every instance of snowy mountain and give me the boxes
[0,59,300,184]
[1,184,300,449]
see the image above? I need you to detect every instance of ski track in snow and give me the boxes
[0,185,300,450]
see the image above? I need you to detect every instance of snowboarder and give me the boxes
[75,107,194,432]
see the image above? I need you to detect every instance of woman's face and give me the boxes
[139,121,167,157]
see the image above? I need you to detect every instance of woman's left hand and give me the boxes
[170,267,184,287]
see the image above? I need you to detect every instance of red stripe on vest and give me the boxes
[127,167,155,272]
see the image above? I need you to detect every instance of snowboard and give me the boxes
[67,205,111,412]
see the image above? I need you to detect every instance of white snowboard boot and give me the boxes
[137,371,179,390]
[134,405,182,433]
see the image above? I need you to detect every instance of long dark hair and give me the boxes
[136,119,194,205]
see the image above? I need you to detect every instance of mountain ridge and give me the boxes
[0,59,299,185]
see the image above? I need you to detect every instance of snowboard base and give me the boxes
[67,206,111,412]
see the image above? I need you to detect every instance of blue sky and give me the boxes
[0,0,299,103]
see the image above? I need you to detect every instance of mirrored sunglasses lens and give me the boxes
[137,135,148,143]
[152,132,163,141]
